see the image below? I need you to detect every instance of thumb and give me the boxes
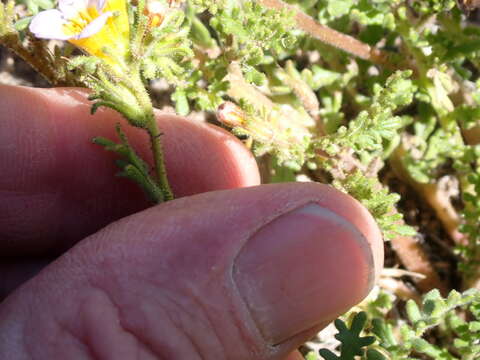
[0,183,383,360]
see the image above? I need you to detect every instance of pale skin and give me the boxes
[0,84,384,360]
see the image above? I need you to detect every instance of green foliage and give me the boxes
[189,0,225,14]
[93,125,164,203]
[318,71,415,161]
[457,152,480,286]
[412,0,457,15]
[312,71,416,239]
[333,171,416,239]
[319,312,377,360]
[319,289,480,360]
[372,289,480,359]
[141,7,193,84]
[209,1,296,67]
[180,0,298,114]
[16,0,54,15]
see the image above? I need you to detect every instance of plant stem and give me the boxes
[258,0,389,65]
[130,73,174,202]
[147,114,174,201]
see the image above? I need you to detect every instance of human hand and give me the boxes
[0,84,383,360]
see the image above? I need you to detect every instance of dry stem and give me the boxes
[390,145,464,244]
[379,276,422,302]
[390,232,448,295]
[258,0,389,65]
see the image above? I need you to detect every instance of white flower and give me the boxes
[29,0,130,63]
[30,0,113,41]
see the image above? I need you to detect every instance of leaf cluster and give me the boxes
[318,289,480,360]
[93,125,164,203]
[318,71,415,162]
[333,171,416,240]
[456,152,480,285]
[209,0,297,68]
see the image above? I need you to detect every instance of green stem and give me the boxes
[130,73,174,202]
[147,114,174,201]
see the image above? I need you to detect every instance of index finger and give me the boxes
[0,84,260,256]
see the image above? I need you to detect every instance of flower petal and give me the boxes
[29,9,72,40]
[89,0,106,11]
[58,0,89,19]
[73,11,113,39]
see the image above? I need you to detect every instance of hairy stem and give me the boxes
[147,117,174,201]
[0,36,73,86]
[257,0,389,65]
[131,74,174,202]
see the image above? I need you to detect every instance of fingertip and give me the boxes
[0,84,260,255]
[38,86,262,195]
[0,83,261,197]
[156,113,261,196]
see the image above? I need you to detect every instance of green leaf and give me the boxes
[327,0,355,18]
[13,16,32,31]
[319,312,376,360]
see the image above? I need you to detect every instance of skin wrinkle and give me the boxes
[76,252,167,359]
[152,286,226,360]
[188,276,264,359]
[96,283,165,360]
[20,292,37,360]
[19,321,33,360]
[139,220,263,359]
[21,287,92,359]
[85,257,207,360]
[32,316,79,357]
[187,288,229,360]
[57,321,97,360]
[146,290,204,360]
[93,243,258,360]
[78,286,161,360]
[73,284,113,360]
[170,314,207,360]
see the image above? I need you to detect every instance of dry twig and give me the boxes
[258,0,389,65]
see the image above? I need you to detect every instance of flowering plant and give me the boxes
[16,0,193,203]
[29,0,130,64]
[2,0,480,358]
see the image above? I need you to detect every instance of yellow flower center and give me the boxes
[62,0,130,67]
[63,6,101,37]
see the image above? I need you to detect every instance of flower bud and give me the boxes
[216,102,246,127]
[144,0,168,27]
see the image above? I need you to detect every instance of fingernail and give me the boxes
[233,203,374,345]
